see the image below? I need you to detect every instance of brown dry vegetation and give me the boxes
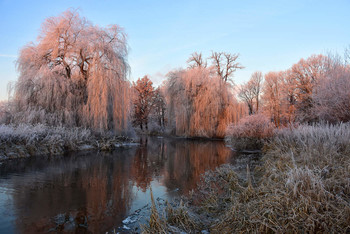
[142,123,350,233]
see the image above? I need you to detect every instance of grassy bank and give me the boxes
[0,124,134,161]
[143,123,350,233]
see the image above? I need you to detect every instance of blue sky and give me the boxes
[0,0,349,100]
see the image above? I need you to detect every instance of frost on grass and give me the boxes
[0,124,133,160]
[143,123,350,233]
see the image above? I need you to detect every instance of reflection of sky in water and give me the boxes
[0,137,234,233]
[123,181,170,230]
[0,186,16,233]
[130,181,167,212]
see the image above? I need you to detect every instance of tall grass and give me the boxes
[143,123,350,233]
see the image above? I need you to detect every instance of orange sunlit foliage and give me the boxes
[289,54,328,122]
[132,76,155,130]
[263,71,283,127]
[165,67,245,138]
[261,54,331,126]
[12,10,130,133]
[8,8,350,137]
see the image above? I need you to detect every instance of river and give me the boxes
[0,136,241,233]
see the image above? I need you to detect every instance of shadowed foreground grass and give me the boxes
[142,123,350,233]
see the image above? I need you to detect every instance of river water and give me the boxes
[0,136,239,233]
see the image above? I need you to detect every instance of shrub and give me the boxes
[225,114,274,150]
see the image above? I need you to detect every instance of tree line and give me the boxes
[132,51,246,137]
[1,9,349,138]
[238,53,350,127]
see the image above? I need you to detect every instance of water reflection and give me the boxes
[0,137,234,233]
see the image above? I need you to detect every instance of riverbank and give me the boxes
[135,128,226,141]
[0,124,136,161]
[142,123,350,233]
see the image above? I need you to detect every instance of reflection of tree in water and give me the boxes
[163,139,232,193]
[130,137,167,192]
[4,138,232,233]
[130,137,231,194]
[9,150,135,233]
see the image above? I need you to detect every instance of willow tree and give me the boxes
[165,67,241,138]
[12,10,130,132]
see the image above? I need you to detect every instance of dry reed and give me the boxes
[143,123,350,233]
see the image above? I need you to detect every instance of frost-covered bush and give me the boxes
[313,66,350,123]
[226,114,274,139]
[0,124,91,146]
[0,124,93,158]
[225,114,274,150]
[0,123,135,160]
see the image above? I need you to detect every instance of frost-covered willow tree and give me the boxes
[165,67,243,138]
[12,10,130,132]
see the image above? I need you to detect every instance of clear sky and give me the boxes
[0,0,349,100]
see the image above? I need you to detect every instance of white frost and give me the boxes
[122,216,135,224]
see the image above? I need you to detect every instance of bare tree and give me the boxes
[152,87,166,128]
[238,83,255,115]
[238,71,263,115]
[187,52,206,68]
[210,52,244,82]
[250,71,263,113]
[281,69,298,124]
